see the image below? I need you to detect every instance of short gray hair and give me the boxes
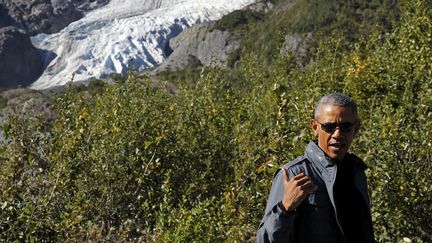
[314,93,359,120]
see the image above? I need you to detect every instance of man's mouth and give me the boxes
[329,143,345,149]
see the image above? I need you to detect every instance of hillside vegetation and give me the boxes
[1,0,431,241]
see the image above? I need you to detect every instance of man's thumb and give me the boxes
[281,167,289,181]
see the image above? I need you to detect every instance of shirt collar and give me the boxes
[305,141,335,168]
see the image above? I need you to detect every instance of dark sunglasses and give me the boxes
[316,121,355,133]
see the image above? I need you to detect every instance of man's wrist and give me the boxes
[278,201,296,214]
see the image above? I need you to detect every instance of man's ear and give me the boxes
[310,119,318,136]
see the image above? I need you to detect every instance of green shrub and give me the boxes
[0,95,7,110]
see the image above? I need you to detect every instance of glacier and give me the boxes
[30,0,256,89]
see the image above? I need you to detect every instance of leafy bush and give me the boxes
[0,95,7,110]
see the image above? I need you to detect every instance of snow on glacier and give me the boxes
[30,0,256,89]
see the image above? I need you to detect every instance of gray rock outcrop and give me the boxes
[280,32,313,67]
[152,22,243,73]
[0,88,54,120]
[0,26,44,88]
[0,88,54,142]
[246,0,273,13]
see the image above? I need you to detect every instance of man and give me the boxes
[257,93,375,243]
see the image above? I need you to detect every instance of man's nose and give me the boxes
[332,127,343,138]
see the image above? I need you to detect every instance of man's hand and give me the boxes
[281,168,318,212]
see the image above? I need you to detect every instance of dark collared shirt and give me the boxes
[334,158,375,243]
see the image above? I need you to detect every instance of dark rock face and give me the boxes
[0,26,43,88]
[0,0,80,35]
[0,4,16,28]
[0,0,109,88]
[0,0,109,35]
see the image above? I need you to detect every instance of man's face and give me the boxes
[310,104,359,161]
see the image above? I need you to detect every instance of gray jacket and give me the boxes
[256,141,372,243]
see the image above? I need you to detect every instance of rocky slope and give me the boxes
[0,26,44,88]
[0,0,109,35]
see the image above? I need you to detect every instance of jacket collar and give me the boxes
[305,141,335,169]
[304,141,368,170]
